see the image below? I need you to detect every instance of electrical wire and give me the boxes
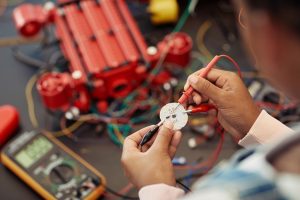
[12,47,51,69]
[25,73,40,128]
[175,124,225,171]
[196,20,214,59]
[111,124,125,144]
[176,180,191,192]
[173,0,192,33]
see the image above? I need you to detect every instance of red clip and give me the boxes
[189,104,216,113]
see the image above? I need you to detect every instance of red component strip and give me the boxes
[101,0,139,64]
[55,14,86,84]
[117,0,150,62]
[64,4,106,74]
[81,1,125,68]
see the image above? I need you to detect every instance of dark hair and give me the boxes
[246,0,300,35]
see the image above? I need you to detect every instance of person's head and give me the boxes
[234,0,300,101]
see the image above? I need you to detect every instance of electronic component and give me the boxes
[12,1,193,113]
[247,79,263,98]
[0,105,19,146]
[1,131,106,200]
[160,103,188,130]
[148,0,179,25]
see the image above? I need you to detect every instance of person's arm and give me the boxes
[238,110,294,147]
[139,184,184,200]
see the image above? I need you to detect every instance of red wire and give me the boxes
[218,55,242,78]
[174,122,225,171]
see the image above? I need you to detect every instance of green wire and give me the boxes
[173,0,192,33]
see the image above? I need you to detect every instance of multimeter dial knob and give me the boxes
[50,164,74,184]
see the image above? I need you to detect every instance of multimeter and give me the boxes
[1,131,106,200]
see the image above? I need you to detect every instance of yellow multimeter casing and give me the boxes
[1,131,106,200]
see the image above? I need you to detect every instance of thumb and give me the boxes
[151,121,174,152]
[188,74,223,104]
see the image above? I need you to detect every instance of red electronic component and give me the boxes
[37,73,74,110]
[0,105,19,146]
[12,0,192,113]
[13,4,47,37]
[158,32,193,67]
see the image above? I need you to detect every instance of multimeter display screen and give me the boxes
[15,136,53,168]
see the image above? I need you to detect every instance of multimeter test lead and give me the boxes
[140,119,165,147]
[176,55,221,108]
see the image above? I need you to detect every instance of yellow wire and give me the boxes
[51,120,85,137]
[112,124,124,144]
[196,20,213,59]
[25,73,39,128]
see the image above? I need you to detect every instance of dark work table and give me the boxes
[0,1,249,199]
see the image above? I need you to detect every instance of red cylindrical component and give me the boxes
[64,5,106,75]
[13,4,46,37]
[55,14,87,85]
[101,0,139,63]
[118,0,151,62]
[158,32,193,67]
[0,105,19,146]
[37,73,74,110]
[81,1,125,68]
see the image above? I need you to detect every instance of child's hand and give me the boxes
[121,122,182,189]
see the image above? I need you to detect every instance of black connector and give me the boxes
[139,125,160,147]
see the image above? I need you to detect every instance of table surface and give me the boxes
[0,1,250,199]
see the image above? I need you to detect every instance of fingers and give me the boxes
[187,74,223,104]
[141,133,158,152]
[192,93,202,105]
[123,125,154,152]
[169,131,182,158]
[151,121,175,151]
[185,68,239,90]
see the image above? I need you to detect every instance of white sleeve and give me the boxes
[239,110,294,148]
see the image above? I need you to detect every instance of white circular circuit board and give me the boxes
[160,103,188,130]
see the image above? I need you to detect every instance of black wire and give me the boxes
[176,172,205,182]
[176,180,192,192]
[11,47,53,69]
[105,186,139,200]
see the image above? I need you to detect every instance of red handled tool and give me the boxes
[178,56,221,105]
[177,55,241,105]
